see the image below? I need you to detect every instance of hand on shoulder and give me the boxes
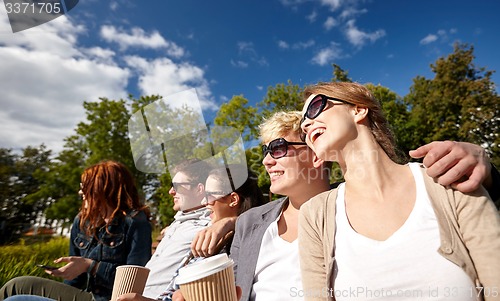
[191,217,236,257]
[409,141,491,192]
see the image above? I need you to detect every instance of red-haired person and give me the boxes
[1,160,152,301]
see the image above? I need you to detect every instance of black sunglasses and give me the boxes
[205,190,232,204]
[262,138,307,159]
[300,94,352,141]
[171,182,197,191]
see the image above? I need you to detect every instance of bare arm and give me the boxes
[190,216,236,257]
[409,141,492,192]
[47,256,93,281]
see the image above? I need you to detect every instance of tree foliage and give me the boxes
[0,145,52,243]
[405,43,499,165]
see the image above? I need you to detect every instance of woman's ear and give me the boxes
[228,192,240,208]
[312,153,325,169]
[352,106,369,123]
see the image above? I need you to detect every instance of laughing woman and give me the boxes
[298,82,500,301]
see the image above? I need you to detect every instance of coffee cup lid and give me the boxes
[116,265,150,270]
[175,253,233,284]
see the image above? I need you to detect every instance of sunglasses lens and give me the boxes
[306,95,325,119]
[270,139,287,158]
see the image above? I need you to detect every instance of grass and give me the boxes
[0,236,69,288]
[1,228,162,288]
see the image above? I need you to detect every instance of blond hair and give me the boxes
[259,111,303,143]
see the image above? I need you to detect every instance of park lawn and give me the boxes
[0,236,69,288]
[1,228,161,288]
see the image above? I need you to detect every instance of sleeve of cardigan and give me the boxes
[298,200,330,301]
[455,188,500,301]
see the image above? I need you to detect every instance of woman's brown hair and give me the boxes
[303,82,405,164]
[79,160,149,236]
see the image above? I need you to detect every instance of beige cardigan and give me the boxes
[298,165,500,301]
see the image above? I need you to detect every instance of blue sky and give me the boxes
[1,0,499,153]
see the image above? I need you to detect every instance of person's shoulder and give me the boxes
[302,188,339,211]
[126,210,150,225]
[237,197,285,221]
[312,188,338,201]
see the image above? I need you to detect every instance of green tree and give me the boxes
[405,43,499,165]
[39,98,163,226]
[0,148,19,244]
[37,146,85,229]
[214,95,259,142]
[0,145,52,244]
[332,64,352,83]
[365,84,410,160]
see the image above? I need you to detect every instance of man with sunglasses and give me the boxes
[141,159,212,299]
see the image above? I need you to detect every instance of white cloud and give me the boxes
[231,60,249,68]
[81,47,116,65]
[279,39,315,51]
[419,28,457,45]
[324,16,338,31]
[311,42,342,65]
[0,9,215,153]
[279,0,309,8]
[292,39,315,50]
[237,41,256,55]
[100,25,185,57]
[320,0,342,11]
[420,34,438,45]
[339,7,367,20]
[235,41,268,67]
[278,40,290,49]
[344,19,385,47]
[0,15,129,153]
[307,10,318,22]
[110,2,119,11]
[124,56,217,110]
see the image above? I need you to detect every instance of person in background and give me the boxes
[117,164,267,301]
[141,159,212,299]
[0,160,152,301]
[298,82,500,300]
[202,164,267,254]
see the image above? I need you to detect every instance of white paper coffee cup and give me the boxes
[111,265,150,301]
[176,253,237,301]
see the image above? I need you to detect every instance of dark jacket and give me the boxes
[66,210,152,301]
